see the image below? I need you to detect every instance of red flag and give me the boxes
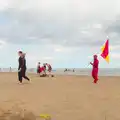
[101,39,109,63]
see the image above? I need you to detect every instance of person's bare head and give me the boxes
[18,51,23,57]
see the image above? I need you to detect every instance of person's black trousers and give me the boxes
[22,68,30,81]
[18,68,30,83]
[18,70,22,83]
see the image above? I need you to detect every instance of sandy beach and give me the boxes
[0,72,120,120]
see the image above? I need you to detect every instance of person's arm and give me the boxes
[90,62,93,66]
[18,57,23,71]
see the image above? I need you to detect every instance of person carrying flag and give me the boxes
[90,55,99,84]
[89,38,109,84]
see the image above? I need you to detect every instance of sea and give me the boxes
[0,68,120,76]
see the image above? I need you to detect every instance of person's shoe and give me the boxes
[28,79,31,83]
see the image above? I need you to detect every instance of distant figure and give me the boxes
[73,68,75,72]
[43,63,46,70]
[37,62,41,74]
[41,63,46,75]
[64,68,67,72]
[18,51,30,84]
[39,64,47,77]
[46,63,53,76]
[90,55,99,84]
[9,67,12,72]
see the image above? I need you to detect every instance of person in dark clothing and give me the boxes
[18,51,30,84]
[9,67,12,72]
[37,62,41,74]
[22,53,30,81]
[18,51,23,83]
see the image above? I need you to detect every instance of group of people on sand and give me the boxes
[17,50,98,84]
[17,51,54,84]
[37,62,53,77]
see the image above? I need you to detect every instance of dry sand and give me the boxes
[0,72,120,120]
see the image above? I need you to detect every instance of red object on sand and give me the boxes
[39,67,44,73]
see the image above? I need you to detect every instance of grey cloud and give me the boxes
[0,7,119,48]
[105,16,120,46]
[106,21,120,34]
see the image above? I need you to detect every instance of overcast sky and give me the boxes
[0,0,120,68]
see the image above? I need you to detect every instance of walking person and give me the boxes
[22,53,30,81]
[18,51,23,84]
[18,51,30,84]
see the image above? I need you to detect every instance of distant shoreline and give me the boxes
[0,71,120,77]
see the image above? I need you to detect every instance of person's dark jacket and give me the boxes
[18,57,26,70]
[18,57,23,70]
[23,58,27,69]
